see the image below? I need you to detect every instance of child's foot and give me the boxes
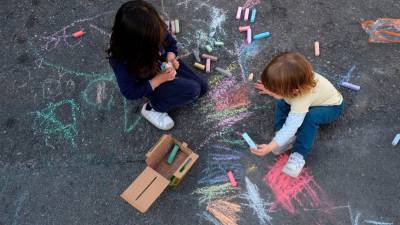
[141,103,174,130]
[272,136,296,155]
[282,152,305,177]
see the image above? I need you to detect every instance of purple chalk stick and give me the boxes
[340,81,360,91]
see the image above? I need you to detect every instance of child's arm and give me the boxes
[250,113,306,156]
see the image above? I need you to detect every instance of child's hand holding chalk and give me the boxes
[250,142,278,156]
[172,59,180,70]
[254,80,269,95]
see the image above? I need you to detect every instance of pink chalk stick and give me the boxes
[201,53,218,61]
[227,171,237,187]
[244,8,250,21]
[239,26,250,32]
[236,7,243,19]
[314,41,320,56]
[72,30,85,38]
[206,59,211,73]
[247,28,252,44]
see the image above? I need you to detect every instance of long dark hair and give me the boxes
[107,0,167,79]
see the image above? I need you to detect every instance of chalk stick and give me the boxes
[161,62,173,72]
[194,62,205,71]
[244,8,250,21]
[205,45,213,53]
[214,41,224,46]
[248,73,254,81]
[192,49,201,62]
[392,134,400,146]
[250,8,257,23]
[215,67,232,76]
[167,144,180,165]
[174,19,180,34]
[170,20,175,34]
[242,132,257,148]
[314,41,320,56]
[239,26,250,32]
[247,28,252,44]
[72,30,85,38]
[206,59,211,73]
[340,81,360,91]
[201,53,218,61]
[253,32,271,40]
[236,7,243,20]
[227,171,237,187]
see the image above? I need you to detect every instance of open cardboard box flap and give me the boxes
[121,134,198,213]
[120,167,169,213]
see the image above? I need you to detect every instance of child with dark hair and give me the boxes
[107,0,208,130]
[252,52,344,177]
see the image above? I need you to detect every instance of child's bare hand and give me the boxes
[172,59,180,70]
[250,144,273,157]
[162,68,176,81]
[254,80,269,95]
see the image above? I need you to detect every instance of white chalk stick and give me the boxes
[247,28,252,44]
[236,7,243,20]
[392,134,400,146]
[175,19,180,34]
[244,8,250,21]
[206,59,211,73]
[340,81,360,91]
[170,20,175,34]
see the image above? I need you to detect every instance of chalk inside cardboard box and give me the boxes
[120,134,199,213]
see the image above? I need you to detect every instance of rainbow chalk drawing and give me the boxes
[31,99,80,149]
[250,8,257,23]
[242,132,256,148]
[253,32,271,40]
[263,154,332,214]
[207,199,241,225]
[392,134,400,146]
[193,183,238,203]
[241,177,273,225]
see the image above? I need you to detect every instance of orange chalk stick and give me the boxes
[72,30,85,38]
[239,26,250,32]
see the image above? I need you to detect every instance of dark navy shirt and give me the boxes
[109,33,178,100]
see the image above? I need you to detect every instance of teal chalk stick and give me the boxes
[250,9,256,23]
[167,144,180,165]
[242,132,257,148]
[253,32,271,40]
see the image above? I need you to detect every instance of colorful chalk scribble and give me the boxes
[361,18,400,43]
[207,199,241,225]
[193,183,239,203]
[263,154,328,214]
[31,99,80,149]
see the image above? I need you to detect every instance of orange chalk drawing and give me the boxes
[207,199,241,225]
[361,18,400,43]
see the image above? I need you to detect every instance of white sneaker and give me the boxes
[272,136,296,155]
[141,103,174,130]
[282,152,305,177]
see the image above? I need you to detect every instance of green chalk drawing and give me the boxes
[28,40,109,78]
[31,99,80,149]
[123,98,142,133]
[81,75,116,110]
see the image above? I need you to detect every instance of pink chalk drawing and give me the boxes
[242,0,261,8]
[214,84,250,111]
[263,154,331,214]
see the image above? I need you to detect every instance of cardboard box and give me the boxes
[120,134,199,213]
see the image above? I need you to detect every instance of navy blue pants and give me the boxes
[148,60,208,112]
[274,100,344,158]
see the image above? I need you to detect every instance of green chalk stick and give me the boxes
[214,41,224,46]
[205,45,213,52]
[167,144,180,165]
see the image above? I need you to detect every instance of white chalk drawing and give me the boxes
[42,78,62,99]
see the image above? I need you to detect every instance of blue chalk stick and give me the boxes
[250,9,256,23]
[253,32,271,40]
[242,132,257,148]
[392,134,400,146]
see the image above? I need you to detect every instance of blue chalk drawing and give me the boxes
[31,99,80,149]
[81,75,115,110]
